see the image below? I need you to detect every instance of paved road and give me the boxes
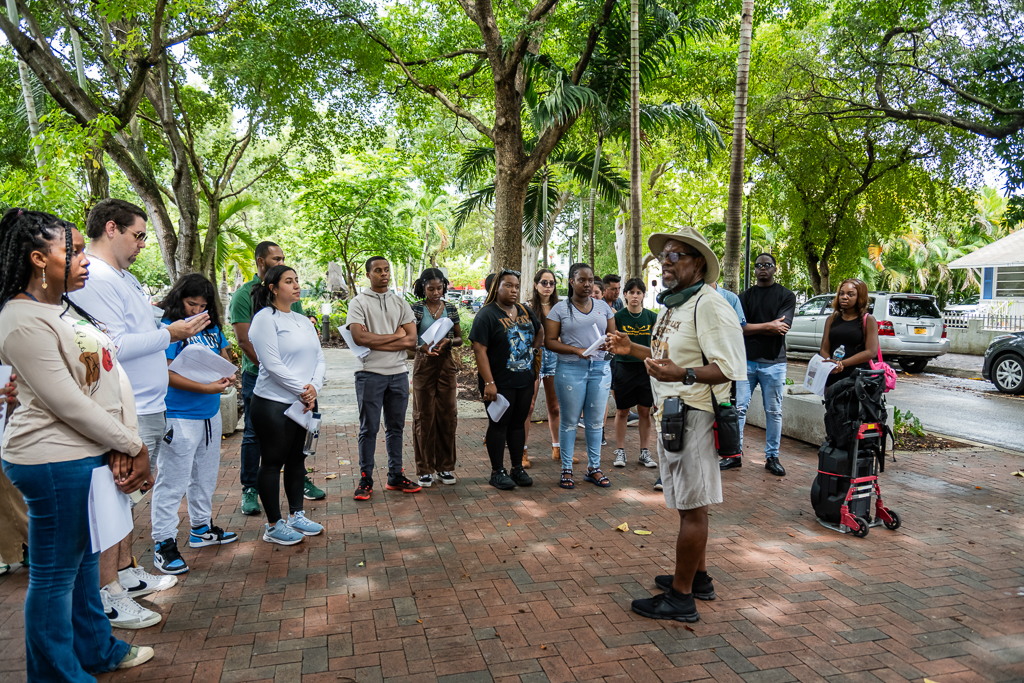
[787,360,1024,451]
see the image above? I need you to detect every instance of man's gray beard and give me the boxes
[662,273,677,289]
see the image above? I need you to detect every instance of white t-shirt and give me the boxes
[69,256,171,415]
[250,308,326,404]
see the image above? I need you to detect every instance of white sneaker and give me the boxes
[638,448,657,468]
[119,563,177,598]
[117,645,155,670]
[418,474,434,487]
[612,449,627,467]
[438,471,457,485]
[101,587,161,630]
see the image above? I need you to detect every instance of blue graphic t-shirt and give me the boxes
[164,320,232,420]
[468,302,541,390]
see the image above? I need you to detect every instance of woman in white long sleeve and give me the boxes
[248,265,326,545]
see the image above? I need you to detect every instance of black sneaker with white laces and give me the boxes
[489,468,516,490]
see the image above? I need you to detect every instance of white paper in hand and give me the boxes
[0,365,10,445]
[423,317,454,350]
[582,323,606,358]
[88,466,134,554]
[804,354,837,397]
[168,344,237,384]
[340,326,371,359]
[486,393,510,422]
[284,400,313,429]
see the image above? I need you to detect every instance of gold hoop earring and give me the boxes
[42,270,47,289]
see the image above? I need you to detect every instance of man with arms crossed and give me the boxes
[606,227,744,622]
[72,199,210,629]
[230,241,325,516]
[346,257,422,500]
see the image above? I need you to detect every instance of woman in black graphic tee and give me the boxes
[469,270,544,490]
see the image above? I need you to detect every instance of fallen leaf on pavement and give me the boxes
[571,543,581,548]
[357,561,364,567]
[616,522,629,532]
[684,625,695,632]
[325,474,338,480]
[633,530,651,536]
[540,645,547,650]
[1011,471,1024,477]
[416,619,422,623]
[507,522,511,527]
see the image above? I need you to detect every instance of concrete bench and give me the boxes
[743,385,893,447]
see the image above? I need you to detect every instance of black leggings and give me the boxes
[250,394,307,524]
[485,385,534,471]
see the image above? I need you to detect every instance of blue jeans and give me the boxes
[240,371,260,489]
[736,360,787,459]
[2,454,129,681]
[554,359,611,470]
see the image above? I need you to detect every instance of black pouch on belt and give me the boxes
[710,384,742,457]
[660,397,688,452]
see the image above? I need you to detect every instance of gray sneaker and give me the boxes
[613,449,627,467]
[263,519,304,545]
[638,448,657,468]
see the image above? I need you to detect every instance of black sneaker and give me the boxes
[509,466,533,487]
[489,468,516,490]
[385,472,422,493]
[654,571,716,600]
[631,587,700,622]
[353,475,373,501]
[153,538,189,575]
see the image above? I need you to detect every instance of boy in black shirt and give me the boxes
[729,254,796,476]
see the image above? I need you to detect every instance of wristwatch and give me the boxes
[683,368,697,385]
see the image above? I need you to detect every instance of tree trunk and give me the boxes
[587,136,603,269]
[723,0,755,291]
[628,0,642,281]
[6,0,44,177]
[541,164,549,267]
[522,240,540,294]
[200,198,221,280]
[491,64,529,273]
[70,28,109,206]
[615,207,627,278]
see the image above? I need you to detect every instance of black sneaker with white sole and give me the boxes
[418,473,434,487]
[153,538,189,575]
[612,449,627,467]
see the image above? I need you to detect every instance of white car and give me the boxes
[787,291,950,373]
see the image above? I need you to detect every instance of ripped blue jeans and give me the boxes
[554,358,611,471]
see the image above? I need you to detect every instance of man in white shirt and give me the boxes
[71,199,209,630]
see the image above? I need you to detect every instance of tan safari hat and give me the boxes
[647,227,721,284]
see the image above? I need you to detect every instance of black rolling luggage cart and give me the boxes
[812,369,900,538]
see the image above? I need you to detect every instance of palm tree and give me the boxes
[408,191,451,271]
[208,197,258,311]
[723,0,756,291]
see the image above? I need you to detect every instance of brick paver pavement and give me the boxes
[1,419,1022,683]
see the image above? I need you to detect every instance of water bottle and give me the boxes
[303,412,322,456]
[833,345,846,361]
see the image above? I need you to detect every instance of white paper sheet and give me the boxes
[804,354,837,397]
[285,400,314,429]
[340,326,371,359]
[422,316,454,350]
[167,344,237,384]
[486,393,510,422]
[0,365,10,445]
[582,323,606,358]
[88,466,134,554]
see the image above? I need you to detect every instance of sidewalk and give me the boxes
[926,353,985,379]
[1,380,1022,682]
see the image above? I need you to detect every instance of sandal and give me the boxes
[559,469,574,489]
[584,468,611,487]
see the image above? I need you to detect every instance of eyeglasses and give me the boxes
[129,230,148,243]
[656,251,700,264]
[753,262,775,270]
[538,280,555,287]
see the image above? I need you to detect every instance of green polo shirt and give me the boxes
[229,274,307,376]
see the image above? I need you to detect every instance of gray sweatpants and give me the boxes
[150,414,222,542]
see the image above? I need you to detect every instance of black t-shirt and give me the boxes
[469,302,542,389]
[738,283,797,363]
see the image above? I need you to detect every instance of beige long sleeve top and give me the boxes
[0,299,144,465]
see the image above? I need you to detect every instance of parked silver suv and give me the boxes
[786,291,949,373]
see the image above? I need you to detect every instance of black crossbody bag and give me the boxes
[694,296,742,457]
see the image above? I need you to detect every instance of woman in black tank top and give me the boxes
[818,279,880,386]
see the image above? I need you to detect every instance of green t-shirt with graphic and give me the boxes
[613,307,658,363]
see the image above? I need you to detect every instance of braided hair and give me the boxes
[0,208,99,325]
[565,262,594,320]
[413,267,449,299]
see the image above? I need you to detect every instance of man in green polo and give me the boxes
[229,241,325,515]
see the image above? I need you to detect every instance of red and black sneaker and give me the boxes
[353,476,373,501]
[385,471,422,493]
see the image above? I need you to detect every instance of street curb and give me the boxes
[921,430,1024,457]
[922,366,985,380]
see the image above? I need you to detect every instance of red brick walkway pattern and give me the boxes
[1,420,1022,683]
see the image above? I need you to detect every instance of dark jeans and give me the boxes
[250,394,307,524]
[484,385,534,471]
[3,454,129,681]
[240,371,260,489]
[355,371,410,480]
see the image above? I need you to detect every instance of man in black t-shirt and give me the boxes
[729,253,796,477]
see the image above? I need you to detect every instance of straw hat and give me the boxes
[647,227,721,284]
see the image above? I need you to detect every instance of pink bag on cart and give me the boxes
[865,314,897,392]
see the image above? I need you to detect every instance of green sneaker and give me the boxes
[303,474,326,500]
[241,486,261,515]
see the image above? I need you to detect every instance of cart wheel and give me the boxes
[852,517,869,538]
[883,510,901,530]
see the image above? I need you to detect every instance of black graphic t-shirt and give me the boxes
[613,308,658,363]
[469,302,542,389]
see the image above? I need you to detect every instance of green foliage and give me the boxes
[893,407,925,446]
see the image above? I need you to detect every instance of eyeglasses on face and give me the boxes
[753,262,775,270]
[538,279,555,287]
[129,229,148,243]
[656,251,700,264]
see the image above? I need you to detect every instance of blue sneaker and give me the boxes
[262,519,304,546]
[286,511,323,536]
[189,524,238,548]
[153,538,189,575]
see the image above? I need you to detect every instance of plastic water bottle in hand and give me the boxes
[833,345,846,361]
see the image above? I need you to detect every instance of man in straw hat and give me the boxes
[605,226,745,622]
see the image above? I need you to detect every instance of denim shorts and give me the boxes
[540,348,557,378]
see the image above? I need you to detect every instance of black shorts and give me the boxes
[612,361,653,410]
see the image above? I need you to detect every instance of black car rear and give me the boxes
[982,332,1024,394]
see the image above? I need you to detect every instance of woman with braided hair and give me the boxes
[0,209,156,679]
